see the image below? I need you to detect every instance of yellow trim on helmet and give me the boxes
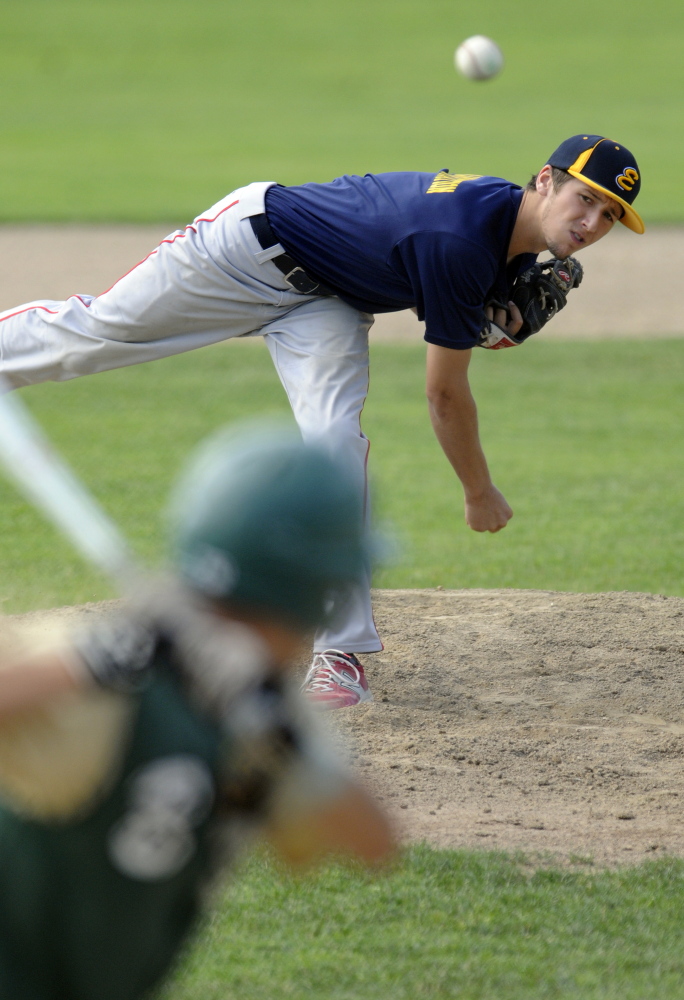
[568,143,598,175]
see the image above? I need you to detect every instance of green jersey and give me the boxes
[0,599,345,1000]
[0,665,223,1000]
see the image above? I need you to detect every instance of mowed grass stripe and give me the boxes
[1,338,682,613]
[158,847,684,1000]
[0,0,681,222]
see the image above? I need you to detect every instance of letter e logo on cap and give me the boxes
[616,167,639,192]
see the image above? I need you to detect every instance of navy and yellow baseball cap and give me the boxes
[547,135,644,234]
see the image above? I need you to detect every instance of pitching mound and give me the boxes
[12,588,684,867]
[330,588,684,867]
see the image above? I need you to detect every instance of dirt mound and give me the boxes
[328,588,684,867]
[11,587,684,867]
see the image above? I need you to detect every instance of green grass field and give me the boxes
[6,342,684,999]
[2,2,683,994]
[0,0,682,222]
[2,339,683,613]
[155,847,684,1000]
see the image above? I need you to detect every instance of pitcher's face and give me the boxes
[539,174,622,259]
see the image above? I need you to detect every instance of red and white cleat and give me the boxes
[302,649,373,711]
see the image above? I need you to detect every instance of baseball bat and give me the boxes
[0,375,137,587]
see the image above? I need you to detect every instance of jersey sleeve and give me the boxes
[393,231,499,349]
[71,614,159,694]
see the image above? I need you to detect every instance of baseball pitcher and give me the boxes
[0,134,644,709]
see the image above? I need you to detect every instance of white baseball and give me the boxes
[454,35,504,81]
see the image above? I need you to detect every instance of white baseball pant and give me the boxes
[0,182,382,653]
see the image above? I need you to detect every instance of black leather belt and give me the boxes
[249,213,334,296]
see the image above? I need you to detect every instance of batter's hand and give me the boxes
[465,484,513,533]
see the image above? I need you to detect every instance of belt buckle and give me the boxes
[283,266,317,295]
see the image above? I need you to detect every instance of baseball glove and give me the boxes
[478,256,583,349]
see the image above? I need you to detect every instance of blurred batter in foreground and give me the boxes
[0,425,393,1000]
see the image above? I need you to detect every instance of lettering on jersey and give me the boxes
[615,167,639,192]
[427,172,481,193]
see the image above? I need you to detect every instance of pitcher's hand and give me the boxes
[465,484,513,533]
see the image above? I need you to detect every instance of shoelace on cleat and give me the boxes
[302,650,361,692]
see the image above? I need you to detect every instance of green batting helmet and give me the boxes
[169,423,368,629]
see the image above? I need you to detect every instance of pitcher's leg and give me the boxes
[263,296,381,654]
[313,572,379,654]
[0,186,292,389]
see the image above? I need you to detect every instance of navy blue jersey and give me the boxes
[265,171,537,349]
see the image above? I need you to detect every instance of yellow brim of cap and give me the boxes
[567,168,645,234]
